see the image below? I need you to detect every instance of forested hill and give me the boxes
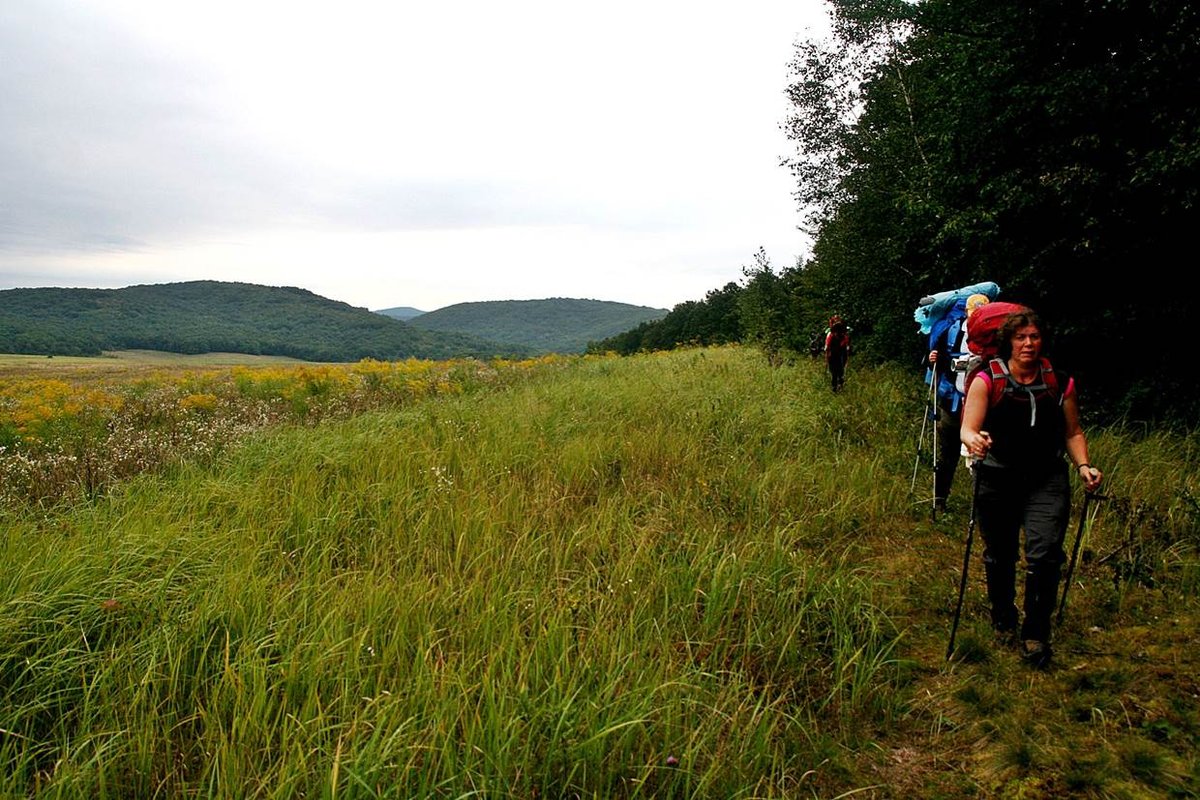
[374,306,426,321]
[406,298,668,354]
[0,282,528,361]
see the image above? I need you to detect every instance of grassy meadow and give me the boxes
[0,351,561,508]
[1,347,1196,798]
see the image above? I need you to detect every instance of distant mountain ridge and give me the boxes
[407,298,668,354]
[0,282,527,361]
[375,306,426,321]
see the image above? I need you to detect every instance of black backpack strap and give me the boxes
[993,358,1059,426]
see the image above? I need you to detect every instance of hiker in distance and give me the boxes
[959,308,1102,669]
[926,292,991,511]
[825,315,850,392]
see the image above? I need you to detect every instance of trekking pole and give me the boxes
[1057,490,1107,626]
[946,461,981,660]
[930,396,940,521]
[911,377,935,492]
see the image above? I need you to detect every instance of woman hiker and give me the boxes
[959,308,1103,668]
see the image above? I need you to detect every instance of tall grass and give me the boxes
[1,347,1195,798]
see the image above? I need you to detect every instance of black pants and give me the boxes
[975,463,1071,642]
[934,398,961,502]
[828,354,847,391]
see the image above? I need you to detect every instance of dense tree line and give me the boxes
[598,0,1197,423]
[790,0,1199,422]
[0,282,528,361]
[589,253,825,360]
[588,282,744,355]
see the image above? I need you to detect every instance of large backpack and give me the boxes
[913,280,1001,336]
[963,302,1063,409]
[927,297,970,410]
[966,301,1030,360]
[959,302,1027,398]
[826,326,849,366]
[914,282,1002,411]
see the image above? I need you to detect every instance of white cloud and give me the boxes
[0,0,828,310]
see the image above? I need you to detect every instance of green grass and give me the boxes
[1,346,1196,798]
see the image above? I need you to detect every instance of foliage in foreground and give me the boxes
[1,347,1196,798]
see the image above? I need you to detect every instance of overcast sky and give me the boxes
[1,1,829,312]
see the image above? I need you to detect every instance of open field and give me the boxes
[0,350,313,378]
[0,350,570,507]
[1,347,1196,797]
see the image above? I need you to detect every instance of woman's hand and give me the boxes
[1078,464,1103,493]
[964,430,993,459]
[960,374,992,459]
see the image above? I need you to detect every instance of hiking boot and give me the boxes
[987,597,1019,638]
[992,622,1018,649]
[1021,639,1053,669]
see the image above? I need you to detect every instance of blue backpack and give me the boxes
[926,297,970,412]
